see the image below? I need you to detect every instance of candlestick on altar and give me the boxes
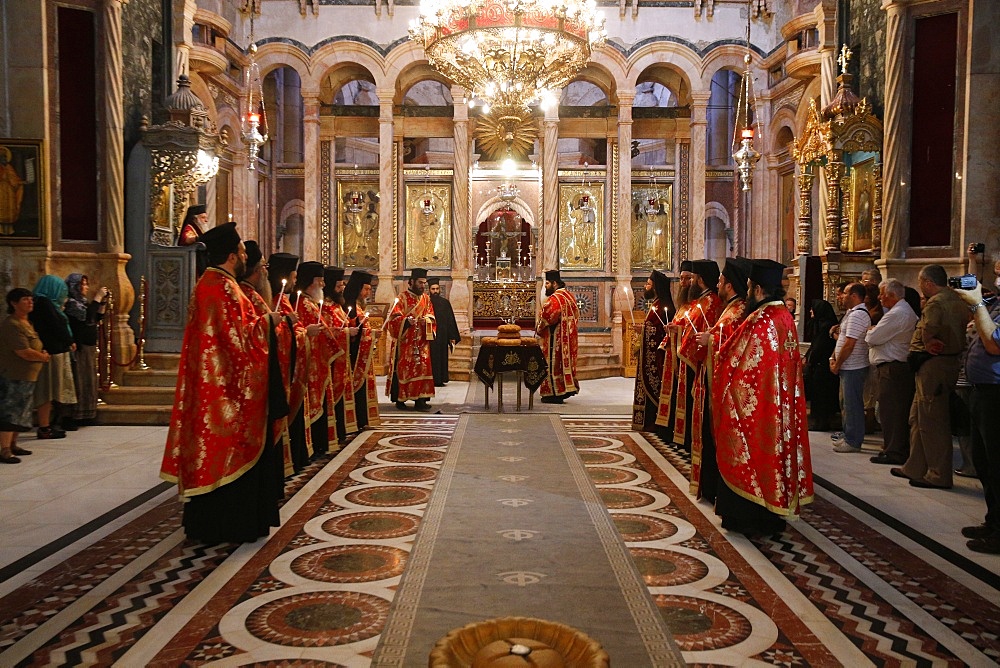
[294,290,302,312]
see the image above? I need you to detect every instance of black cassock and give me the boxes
[429,294,461,386]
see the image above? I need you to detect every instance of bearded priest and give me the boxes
[537,269,580,404]
[386,268,436,411]
[632,270,675,431]
[161,224,309,544]
[711,258,813,536]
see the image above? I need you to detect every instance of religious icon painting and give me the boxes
[337,181,380,268]
[0,139,44,242]
[404,182,452,269]
[848,156,876,252]
[630,181,672,270]
[558,182,604,270]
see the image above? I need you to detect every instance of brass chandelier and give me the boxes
[410,0,606,146]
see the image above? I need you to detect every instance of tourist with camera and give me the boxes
[889,265,968,490]
[953,279,1000,553]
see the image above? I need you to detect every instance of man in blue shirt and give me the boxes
[956,280,1000,554]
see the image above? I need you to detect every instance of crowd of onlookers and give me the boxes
[0,274,107,463]
[802,244,1000,554]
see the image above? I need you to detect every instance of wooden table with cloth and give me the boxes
[474,343,548,412]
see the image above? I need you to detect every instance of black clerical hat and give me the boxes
[324,266,345,285]
[410,267,428,280]
[343,271,373,306]
[692,259,720,289]
[427,277,441,286]
[722,257,752,299]
[750,259,786,291]
[297,261,325,289]
[679,260,694,273]
[268,253,298,281]
[243,240,263,273]
[545,269,562,283]
[650,270,671,303]
[197,222,240,258]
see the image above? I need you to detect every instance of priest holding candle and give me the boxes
[537,269,580,404]
[632,270,675,432]
[160,224,305,544]
[385,268,437,411]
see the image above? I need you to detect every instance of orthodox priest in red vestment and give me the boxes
[267,253,307,474]
[690,257,750,501]
[344,271,381,429]
[632,270,675,431]
[671,260,723,451]
[386,268,436,410]
[293,261,341,461]
[161,224,291,544]
[537,269,580,403]
[712,259,813,535]
[240,243,300,479]
[655,260,695,439]
[322,266,353,446]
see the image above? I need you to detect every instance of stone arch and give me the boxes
[704,201,731,263]
[315,62,379,106]
[393,62,454,104]
[475,197,536,228]
[633,61,694,107]
[564,62,618,103]
[625,42,701,98]
[278,199,305,256]
[769,107,798,156]
[254,43,312,85]
[589,46,630,94]
[383,41,433,96]
[310,41,387,93]
[698,45,760,90]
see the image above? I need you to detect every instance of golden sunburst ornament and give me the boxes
[474,111,538,161]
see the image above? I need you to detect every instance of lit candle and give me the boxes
[623,285,635,326]
[294,290,302,312]
[274,278,287,311]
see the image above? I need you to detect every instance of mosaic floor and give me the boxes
[1,414,998,666]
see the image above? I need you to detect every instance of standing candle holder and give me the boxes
[134,276,151,371]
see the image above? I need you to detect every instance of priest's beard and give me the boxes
[644,288,656,300]
[544,286,556,296]
[307,285,324,303]
[251,273,272,306]
[330,289,345,306]
[744,284,769,313]
[677,284,691,307]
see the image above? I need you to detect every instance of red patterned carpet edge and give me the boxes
[579,421,997,665]
[145,433,388,666]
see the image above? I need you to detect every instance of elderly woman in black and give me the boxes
[0,289,50,463]
[64,274,107,428]
[803,299,841,431]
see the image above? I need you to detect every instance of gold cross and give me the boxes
[783,332,797,352]
[838,45,852,75]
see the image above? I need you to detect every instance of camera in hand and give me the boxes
[972,242,986,254]
[947,274,978,290]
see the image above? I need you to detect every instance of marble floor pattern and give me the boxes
[0,377,997,666]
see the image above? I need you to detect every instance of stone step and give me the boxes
[100,385,176,406]
[140,353,181,372]
[121,369,179,387]
[96,403,172,426]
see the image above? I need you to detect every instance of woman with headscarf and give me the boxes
[64,274,108,428]
[803,298,840,431]
[28,275,77,439]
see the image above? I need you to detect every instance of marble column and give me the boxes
[102,0,135,379]
[174,0,196,78]
[616,92,634,279]
[541,107,560,273]
[963,0,1000,255]
[375,91,397,304]
[881,0,912,262]
[689,91,709,260]
[302,91,322,262]
[450,86,471,332]
[815,2,837,250]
